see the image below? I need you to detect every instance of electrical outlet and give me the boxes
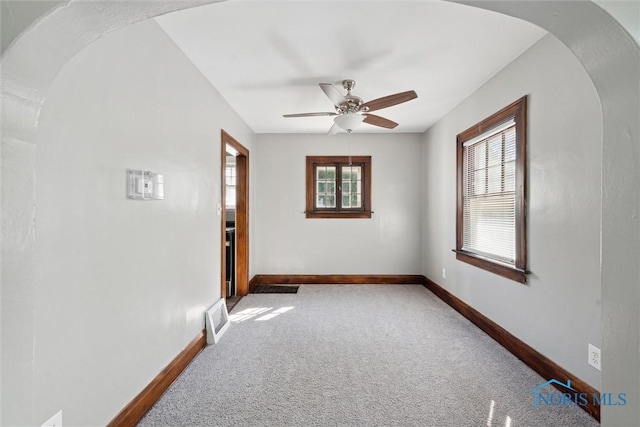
[588,343,601,371]
[42,410,62,427]
[442,268,446,279]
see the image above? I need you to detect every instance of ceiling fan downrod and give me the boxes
[342,79,356,93]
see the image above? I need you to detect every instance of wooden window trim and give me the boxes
[455,96,528,283]
[306,156,372,219]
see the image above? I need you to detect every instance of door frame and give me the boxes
[221,130,250,297]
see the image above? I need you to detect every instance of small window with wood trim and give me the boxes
[455,96,528,283]
[306,156,372,219]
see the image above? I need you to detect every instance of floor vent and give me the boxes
[251,285,299,294]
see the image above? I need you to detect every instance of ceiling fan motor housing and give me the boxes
[337,96,365,114]
[337,80,366,113]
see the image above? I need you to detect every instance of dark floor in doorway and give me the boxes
[226,295,242,312]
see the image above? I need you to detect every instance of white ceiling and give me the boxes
[155,0,546,134]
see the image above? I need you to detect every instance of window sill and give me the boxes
[453,250,528,284]
[306,211,372,219]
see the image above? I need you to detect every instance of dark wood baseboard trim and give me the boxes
[422,276,600,421]
[248,275,258,293]
[250,274,424,286]
[107,330,207,427]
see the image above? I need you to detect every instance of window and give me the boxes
[225,158,236,209]
[306,156,372,218]
[455,96,528,283]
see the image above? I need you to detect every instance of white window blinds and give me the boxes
[462,118,516,265]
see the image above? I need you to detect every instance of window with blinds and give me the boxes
[456,96,528,283]
[463,119,516,264]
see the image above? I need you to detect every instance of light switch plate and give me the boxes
[127,170,164,200]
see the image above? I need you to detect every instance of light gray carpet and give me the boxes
[139,285,599,427]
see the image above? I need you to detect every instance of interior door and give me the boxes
[221,130,249,297]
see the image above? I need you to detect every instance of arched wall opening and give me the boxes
[1,1,637,426]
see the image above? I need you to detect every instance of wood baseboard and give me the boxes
[107,330,207,427]
[422,276,600,421]
[248,275,258,293]
[250,274,424,286]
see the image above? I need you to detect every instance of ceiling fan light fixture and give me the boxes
[334,113,364,133]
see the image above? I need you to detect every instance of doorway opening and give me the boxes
[221,130,249,304]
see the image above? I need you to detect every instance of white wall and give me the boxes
[422,33,602,388]
[2,18,254,426]
[0,0,64,54]
[254,133,423,275]
[593,0,640,45]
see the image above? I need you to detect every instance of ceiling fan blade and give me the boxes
[361,90,417,112]
[283,112,337,118]
[328,123,340,136]
[363,114,399,129]
[319,83,347,107]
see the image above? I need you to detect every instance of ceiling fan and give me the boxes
[283,80,418,135]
